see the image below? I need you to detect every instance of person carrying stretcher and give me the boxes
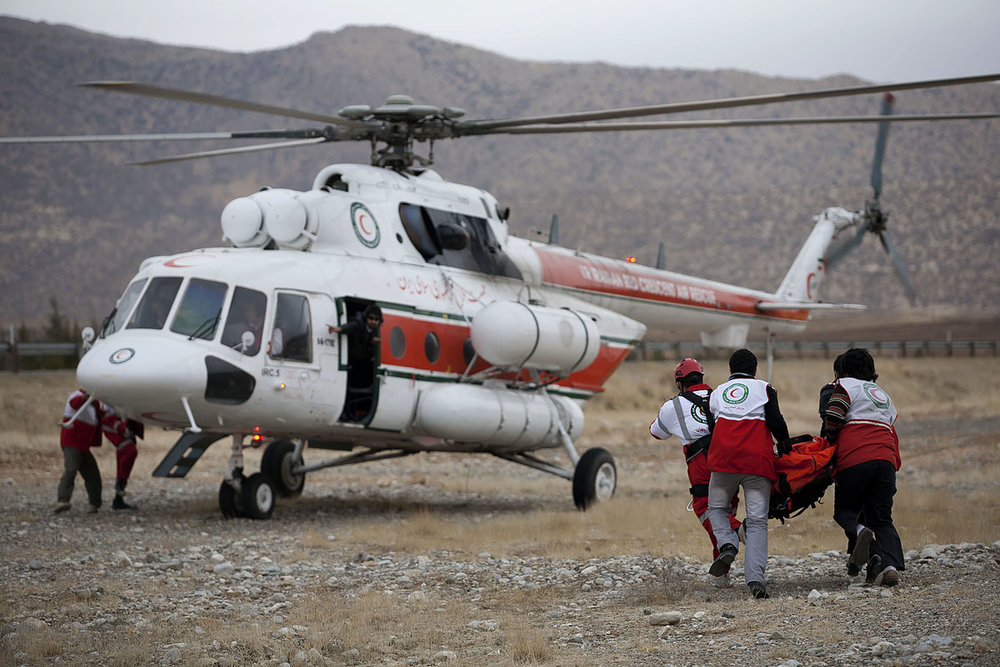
[650,358,743,587]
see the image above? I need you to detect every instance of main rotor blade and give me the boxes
[80,81,371,127]
[130,137,328,165]
[469,112,1000,136]
[0,128,337,145]
[460,73,1000,131]
[870,94,895,202]
[878,229,917,305]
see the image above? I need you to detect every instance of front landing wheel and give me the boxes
[218,476,245,519]
[261,440,305,497]
[572,448,616,510]
[241,472,276,520]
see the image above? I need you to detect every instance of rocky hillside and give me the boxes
[1,17,998,326]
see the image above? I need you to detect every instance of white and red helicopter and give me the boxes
[5,74,998,518]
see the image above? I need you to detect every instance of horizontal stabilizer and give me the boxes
[755,301,867,312]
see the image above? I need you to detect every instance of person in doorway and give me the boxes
[55,389,103,514]
[649,357,743,587]
[706,349,790,599]
[101,404,142,510]
[329,304,383,419]
[823,347,904,587]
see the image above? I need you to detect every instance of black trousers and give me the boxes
[833,459,905,571]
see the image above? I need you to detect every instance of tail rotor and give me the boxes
[826,93,917,305]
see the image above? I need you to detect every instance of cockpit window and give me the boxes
[102,279,147,338]
[269,293,312,363]
[221,287,267,355]
[170,279,228,340]
[127,277,182,330]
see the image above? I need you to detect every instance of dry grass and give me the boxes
[2,357,999,665]
[2,357,999,556]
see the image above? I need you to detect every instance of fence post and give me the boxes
[10,325,19,374]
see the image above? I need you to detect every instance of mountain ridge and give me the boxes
[1,17,998,328]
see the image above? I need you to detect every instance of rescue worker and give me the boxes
[706,349,790,599]
[818,352,866,576]
[101,404,141,510]
[649,358,743,587]
[329,304,382,420]
[823,348,903,587]
[55,388,103,513]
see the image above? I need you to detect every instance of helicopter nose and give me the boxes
[76,334,206,418]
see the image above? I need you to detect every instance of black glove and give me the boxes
[775,438,794,457]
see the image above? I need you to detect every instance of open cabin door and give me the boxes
[336,298,380,424]
[335,298,417,432]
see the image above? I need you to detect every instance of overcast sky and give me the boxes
[3,0,999,83]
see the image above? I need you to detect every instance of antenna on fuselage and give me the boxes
[656,241,666,270]
[548,214,559,244]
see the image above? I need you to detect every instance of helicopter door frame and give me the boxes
[261,290,343,425]
[335,297,383,426]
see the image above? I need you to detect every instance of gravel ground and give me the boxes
[2,466,999,666]
[2,360,999,665]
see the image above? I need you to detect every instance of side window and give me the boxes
[102,278,147,338]
[170,279,229,340]
[220,287,267,355]
[127,277,182,330]
[399,203,439,260]
[269,293,312,363]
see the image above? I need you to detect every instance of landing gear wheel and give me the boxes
[572,448,616,510]
[241,472,275,520]
[218,476,245,519]
[261,440,305,497]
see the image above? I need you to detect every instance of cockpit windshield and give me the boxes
[170,279,228,340]
[101,279,147,338]
[127,277,182,330]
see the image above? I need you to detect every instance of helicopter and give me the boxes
[4,73,997,519]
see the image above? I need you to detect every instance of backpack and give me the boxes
[769,434,836,522]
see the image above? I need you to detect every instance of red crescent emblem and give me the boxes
[358,214,372,235]
[164,254,214,268]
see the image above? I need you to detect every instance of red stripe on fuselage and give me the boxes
[535,248,808,323]
[379,312,631,394]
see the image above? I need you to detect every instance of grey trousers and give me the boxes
[708,472,771,585]
[57,447,102,507]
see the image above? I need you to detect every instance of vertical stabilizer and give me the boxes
[775,207,859,302]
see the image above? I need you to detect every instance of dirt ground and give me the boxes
[1,344,999,665]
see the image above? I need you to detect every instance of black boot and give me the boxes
[112,494,134,510]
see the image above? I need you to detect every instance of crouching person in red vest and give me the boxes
[101,405,141,510]
[56,389,103,514]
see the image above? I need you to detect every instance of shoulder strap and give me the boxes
[670,396,695,442]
